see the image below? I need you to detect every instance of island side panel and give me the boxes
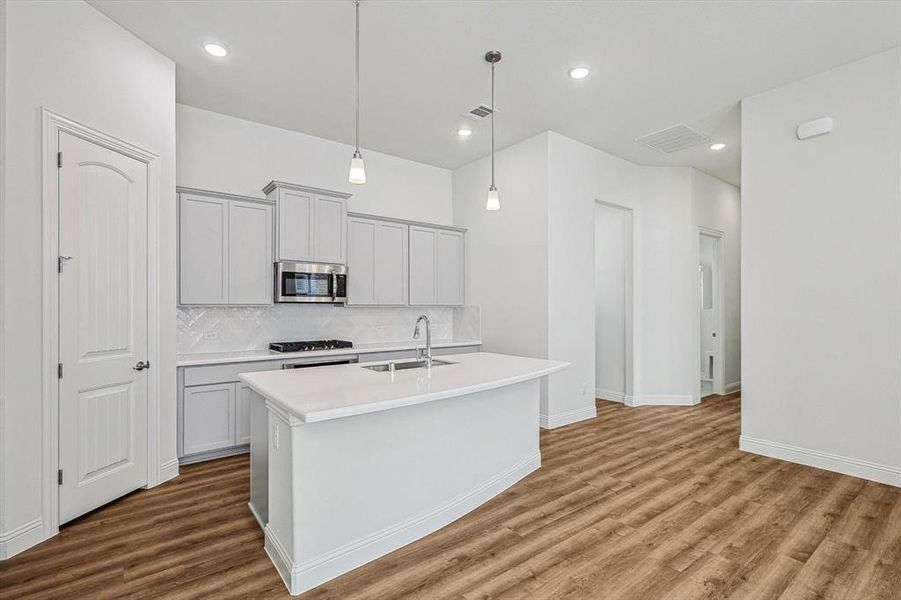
[287,378,541,594]
[248,388,268,528]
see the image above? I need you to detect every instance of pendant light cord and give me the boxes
[490,61,495,186]
[355,0,360,153]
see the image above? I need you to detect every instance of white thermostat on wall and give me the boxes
[797,116,833,140]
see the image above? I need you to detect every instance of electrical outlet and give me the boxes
[272,424,279,450]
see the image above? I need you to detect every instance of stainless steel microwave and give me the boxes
[275,262,347,303]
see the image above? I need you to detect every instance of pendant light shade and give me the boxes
[486,185,499,211]
[484,50,502,210]
[349,150,367,184]
[348,0,366,185]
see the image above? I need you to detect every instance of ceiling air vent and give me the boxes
[468,104,494,119]
[635,124,710,154]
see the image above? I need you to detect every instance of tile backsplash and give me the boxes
[177,305,480,354]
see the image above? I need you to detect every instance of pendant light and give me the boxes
[485,50,502,210]
[348,0,366,184]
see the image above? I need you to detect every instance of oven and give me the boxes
[275,262,347,303]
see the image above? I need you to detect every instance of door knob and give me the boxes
[133,361,150,371]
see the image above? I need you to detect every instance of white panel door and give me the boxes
[236,383,252,445]
[277,190,314,262]
[436,230,464,306]
[179,194,228,304]
[58,131,149,524]
[228,200,273,305]
[314,195,347,264]
[376,221,409,305]
[183,383,235,455]
[347,217,376,304]
[409,226,437,305]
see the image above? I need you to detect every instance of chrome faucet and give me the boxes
[413,314,432,368]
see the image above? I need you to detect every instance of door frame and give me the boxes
[594,200,635,405]
[41,108,161,538]
[695,227,726,398]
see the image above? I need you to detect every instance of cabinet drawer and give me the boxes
[183,360,282,387]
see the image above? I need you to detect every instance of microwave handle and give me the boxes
[331,271,338,302]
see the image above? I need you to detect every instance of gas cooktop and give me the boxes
[269,340,354,353]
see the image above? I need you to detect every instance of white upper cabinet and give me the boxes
[347,217,377,304]
[276,189,314,262]
[376,221,409,305]
[228,200,273,305]
[179,193,229,305]
[265,181,350,265]
[409,226,438,305]
[314,196,347,264]
[409,225,465,306]
[347,216,409,306]
[436,230,464,305]
[179,189,274,306]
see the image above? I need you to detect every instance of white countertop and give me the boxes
[239,351,568,423]
[176,339,482,367]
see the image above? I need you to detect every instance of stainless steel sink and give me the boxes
[363,359,455,372]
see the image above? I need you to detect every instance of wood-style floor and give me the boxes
[2,394,900,599]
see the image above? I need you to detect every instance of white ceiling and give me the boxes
[89,0,900,186]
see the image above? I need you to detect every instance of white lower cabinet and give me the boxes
[183,383,236,455]
[236,383,253,445]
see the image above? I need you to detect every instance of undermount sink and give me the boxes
[363,359,456,372]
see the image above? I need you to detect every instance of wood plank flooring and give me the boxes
[2,394,900,599]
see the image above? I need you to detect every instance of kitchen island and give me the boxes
[239,351,568,596]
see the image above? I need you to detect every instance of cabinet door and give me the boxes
[347,217,377,305]
[235,383,252,446]
[228,200,273,305]
[314,195,347,264]
[436,230,464,306]
[183,383,235,455]
[179,194,228,304]
[376,221,409,305]
[277,190,314,262]
[409,226,437,305]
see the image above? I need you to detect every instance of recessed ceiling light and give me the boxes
[709,142,726,151]
[568,66,590,80]
[457,128,472,138]
[203,42,228,57]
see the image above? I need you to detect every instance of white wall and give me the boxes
[740,47,901,486]
[595,203,629,399]
[453,133,550,364]
[691,168,741,393]
[0,0,177,557]
[177,104,453,225]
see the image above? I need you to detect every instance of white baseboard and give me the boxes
[159,458,179,484]
[178,444,249,466]
[595,388,625,403]
[725,381,742,394]
[628,394,699,407]
[539,405,597,429]
[739,435,901,488]
[267,452,541,596]
[0,518,44,560]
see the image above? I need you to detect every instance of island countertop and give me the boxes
[239,351,568,423]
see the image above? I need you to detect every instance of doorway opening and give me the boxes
[594,201,633,404]
[698,229,725,398]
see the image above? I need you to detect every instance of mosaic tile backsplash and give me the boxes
[177,305,480,354]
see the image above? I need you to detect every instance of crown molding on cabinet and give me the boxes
[262,180,353,200]
[176,186,274,204]
[347,212,467,233]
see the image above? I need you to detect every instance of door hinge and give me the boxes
[57,152,63,169]
[58,469,63,485]
[58,363,63,379]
